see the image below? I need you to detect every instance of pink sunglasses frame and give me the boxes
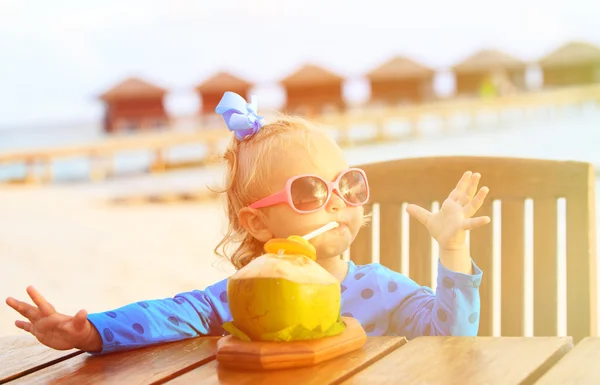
[249,168,370,214]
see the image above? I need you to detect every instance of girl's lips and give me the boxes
[332,222,349,233]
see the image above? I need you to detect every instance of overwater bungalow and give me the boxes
[452,49,527,97]
[99,77,169,133]
[280,64,346,116]
[366,56,435,105]
[539,41,600,88]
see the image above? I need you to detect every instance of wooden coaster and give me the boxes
[215,317,367,370]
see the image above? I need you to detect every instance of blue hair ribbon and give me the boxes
[215,91,265,140]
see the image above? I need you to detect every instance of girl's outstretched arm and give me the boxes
[6,278,231,355]
[85,277,231,354]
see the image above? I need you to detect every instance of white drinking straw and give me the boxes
[302,221,339,241]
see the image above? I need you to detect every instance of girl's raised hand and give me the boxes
[406,171,490,251]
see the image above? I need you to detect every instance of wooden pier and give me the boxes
[1,83,600,185]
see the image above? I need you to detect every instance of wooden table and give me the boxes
[341,336,572,385]
[0,334,578,384]
[535,337,600,384]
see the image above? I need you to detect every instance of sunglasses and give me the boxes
[249,168,370,214]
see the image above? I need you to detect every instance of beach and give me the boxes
[0,182,234,338]
[1,105,600,338]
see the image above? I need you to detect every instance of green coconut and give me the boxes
[223,237,345,342]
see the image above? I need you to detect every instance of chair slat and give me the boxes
[501,199,525,336]
[409,201,432,287]
[379,203,404,273]
[566,168,597,342]
[351,207,374,266]
[533,198,558,336]
[470,201,494,336]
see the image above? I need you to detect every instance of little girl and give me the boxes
[6,91,490,354]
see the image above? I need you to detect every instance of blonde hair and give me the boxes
[212,115,321,270]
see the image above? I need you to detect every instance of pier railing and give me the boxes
[1,83,599,184]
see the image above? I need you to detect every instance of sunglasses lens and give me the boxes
[290,176,328,212]
[339,170,368,204]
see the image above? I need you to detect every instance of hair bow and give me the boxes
[215,91,265,141]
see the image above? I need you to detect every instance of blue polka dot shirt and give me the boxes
[87,259,482,354]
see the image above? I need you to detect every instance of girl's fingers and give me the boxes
[6,297,40,322]
[72,309,88,331]
[458,192,470,206]
[26,286,56,317]
[463,216,491,230]
[15,320,33,333]
[453,171,473,197]
[465,173,481,199]
[406,203,432,226]
[464,187,490,217]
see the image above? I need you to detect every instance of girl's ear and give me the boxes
[238,207,273,243]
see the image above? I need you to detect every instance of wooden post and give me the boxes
[40,157,53,184]
[439,107,450,135]
[149,147,166,173]
[374,115,387,143]
[24,156,38,184]
[89,151,112,182]
[340,115,353,147]
[204,139,220,165]
[408,113,419,138]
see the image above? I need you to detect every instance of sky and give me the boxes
[1,0,599,128]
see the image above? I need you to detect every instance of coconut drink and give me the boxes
[223,222,346,342]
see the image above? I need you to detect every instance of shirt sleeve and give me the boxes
[388,259,482,339]
[86,277,231,354]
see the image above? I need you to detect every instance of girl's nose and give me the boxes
[326,191,347,212]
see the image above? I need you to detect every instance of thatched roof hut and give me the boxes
[195,71,253,115]
[99,77,169,133]
[280,64,345,116]
[452,49,527,97]
[538,41,600,87]
[366,56,435,104]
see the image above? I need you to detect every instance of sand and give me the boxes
[0,179,235,338]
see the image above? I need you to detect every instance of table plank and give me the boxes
[535,337,600,384]
[9,337,219,385]
[0,335,83,384]
[167,336,406,385]
[341,336,572,385]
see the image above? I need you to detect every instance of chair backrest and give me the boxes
[350,156,597,343]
